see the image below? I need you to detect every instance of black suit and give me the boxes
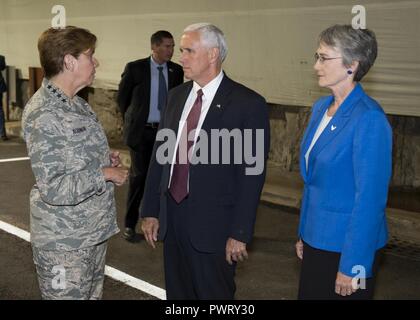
[141,75,270,299]
[0,55,6,94]
[0,55,7,138]
[117,57,183,230]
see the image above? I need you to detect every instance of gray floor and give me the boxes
[0,138,419,299]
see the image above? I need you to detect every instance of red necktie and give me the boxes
[169,89,203,203]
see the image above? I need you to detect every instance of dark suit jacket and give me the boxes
[117,57,184,150]
[141,75,270,253]
[0,55,6,93]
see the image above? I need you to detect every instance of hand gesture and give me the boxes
[225,238,248,265]
[102,166,128,186]
[141,217,159,249]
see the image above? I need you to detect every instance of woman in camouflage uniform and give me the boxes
[22,26,128,300]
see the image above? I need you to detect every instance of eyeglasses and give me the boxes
[314,52,342,64]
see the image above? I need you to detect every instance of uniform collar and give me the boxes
[42,78,71,105]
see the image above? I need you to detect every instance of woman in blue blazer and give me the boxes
[296,25,392,299]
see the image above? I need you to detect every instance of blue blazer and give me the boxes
[298,83,392,277]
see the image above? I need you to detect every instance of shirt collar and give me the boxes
[150,55,167,69]
[192,70,224,99]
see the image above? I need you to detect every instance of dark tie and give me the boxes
[157,66,167,113]
[169,89,204,203]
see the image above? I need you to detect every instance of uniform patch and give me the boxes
[72,127,87,134]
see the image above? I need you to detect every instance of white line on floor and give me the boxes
[0,220,31,242]
[0,219,166,300]
[105,266,166,300]
[0,157,30,163]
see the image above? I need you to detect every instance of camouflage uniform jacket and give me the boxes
[22,78,119,251]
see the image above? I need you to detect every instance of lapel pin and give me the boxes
[331,125,337,131]
[169,68,173,72]
[216,104,221,108]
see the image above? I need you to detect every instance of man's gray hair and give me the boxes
[318,24,377,82]
[184,23,228,62]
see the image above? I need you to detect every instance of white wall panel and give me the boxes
[0,0,419,115]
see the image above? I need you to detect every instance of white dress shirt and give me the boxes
[168,70,224,188]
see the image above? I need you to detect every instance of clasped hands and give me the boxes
[102,150,129,186]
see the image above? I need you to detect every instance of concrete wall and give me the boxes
[389,115,420,188]
[86,88,123,145]
[269,105,311,173]
[269,105,420,189]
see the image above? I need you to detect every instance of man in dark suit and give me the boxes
[140,23,270,299]
[118,31,184,241]
[0,55,8,141]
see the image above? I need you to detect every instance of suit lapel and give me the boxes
[168,82,193,133]
[200,75,233,133]
[167,61,175,89]
[306,84,364,179]
[165,76,232,165]
[300,97,331,181]
[301,98,331,157]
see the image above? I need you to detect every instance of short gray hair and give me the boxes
[318,24,377,82]
[184,23,228,62]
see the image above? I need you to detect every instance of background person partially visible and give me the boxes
[117,30,183,241]
[22,26,128,300]
[296,24,392,300]
[0,54,8,140]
